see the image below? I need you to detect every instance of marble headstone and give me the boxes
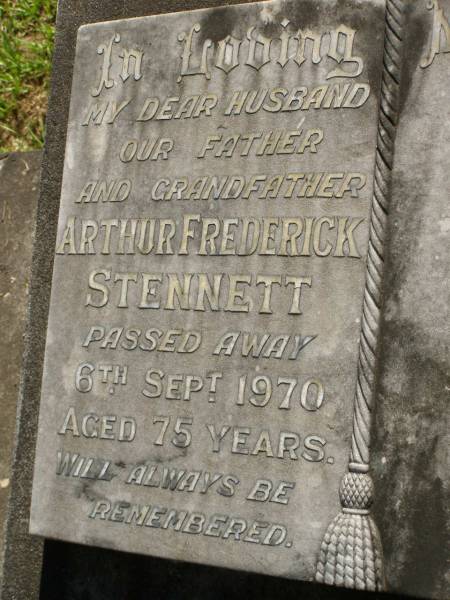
[28,0,448,596]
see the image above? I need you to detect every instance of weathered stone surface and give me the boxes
[30,0,386,584]
[372,2,450,599]
[4,1,444,599]
[0,152,40,571]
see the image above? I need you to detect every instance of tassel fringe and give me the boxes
[315,472,384,591]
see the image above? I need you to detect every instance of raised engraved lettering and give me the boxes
[422,0,450,67]
[91,33,143,97]
[177,20,364,81]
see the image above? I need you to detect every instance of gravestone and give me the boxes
[30,0,387,587]
[2,0,447,599]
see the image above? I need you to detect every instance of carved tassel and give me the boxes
[315,0,405,591]
[315,471,384,590]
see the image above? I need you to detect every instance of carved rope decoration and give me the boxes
[315,0,405,591]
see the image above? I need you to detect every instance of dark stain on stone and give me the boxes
[403,447,447,596]
[398,2,431,117]
[373,316,449,598]
[198,5,241,44]
[78,482,97,502]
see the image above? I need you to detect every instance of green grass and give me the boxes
[0,0,57,152]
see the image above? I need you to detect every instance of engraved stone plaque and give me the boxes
[30,0,387,584]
